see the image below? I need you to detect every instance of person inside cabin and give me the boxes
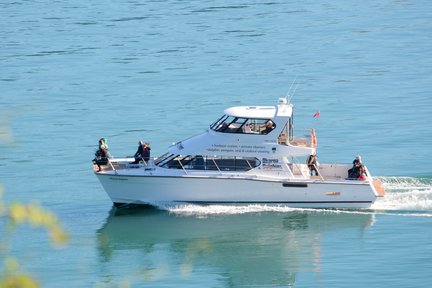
[347,155,362,179]
[142,142,151,163]
[217,121,228,132]
[130,141,145,164]
[262,120,275,134]
[93,138,110,172]
[243,123,253,134]
[307,153,319,176]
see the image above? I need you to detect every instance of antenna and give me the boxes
[288,82,299,104]
[285,75,298,103]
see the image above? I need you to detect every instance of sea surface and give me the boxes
[1,0,432,287]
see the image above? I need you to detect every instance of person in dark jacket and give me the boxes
[307,153,319,176]
[347,155,362,179]
[130,141,145,164]
[93,138,110,172]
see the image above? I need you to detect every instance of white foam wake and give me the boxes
[165,204,304,216]
[154,176,432,217]
[371,176,432,211]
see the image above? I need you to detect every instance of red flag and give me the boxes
[313,111,320,118]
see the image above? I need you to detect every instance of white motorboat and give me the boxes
[94,98,385,208]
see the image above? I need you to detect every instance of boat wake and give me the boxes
[371,176,432,211]
[154,176,432,217]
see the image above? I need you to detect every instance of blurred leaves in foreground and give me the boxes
[0,257,38,288]
[0,185,69,287]
[1,108,69,287]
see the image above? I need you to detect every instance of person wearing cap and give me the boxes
[347,155,362,179]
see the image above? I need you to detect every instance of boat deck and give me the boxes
[94,160,367,182]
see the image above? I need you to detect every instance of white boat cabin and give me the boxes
[149,98,325,179]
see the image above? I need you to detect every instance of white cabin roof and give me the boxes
[224,104,292,119]
[224,106,276,119]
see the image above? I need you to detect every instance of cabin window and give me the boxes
[158,155,260,171]
[212,116,243,133]
[154,153,177,166]
[210,115,228,130]
[210,116,276,135]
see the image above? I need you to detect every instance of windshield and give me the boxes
[211,115,275,134]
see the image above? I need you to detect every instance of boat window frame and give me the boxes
[210,115,276,135]
[210,115,228,130]
[155,153,178,167]
[158,155,261,171]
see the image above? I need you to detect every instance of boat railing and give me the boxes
[162,156,259,172]
[211,158,223,175]
[289,129,313,147]
[315,164,324,180]
[278,128,316,148]
[97,158,118,175]
[245,159,253,169]
[177,159,189,175]
[289,159,309,179]
[287,155,323,180]
[130,160,157,171]
[108,159,117,174]
[102,157,158,173]
[317,163,351,180]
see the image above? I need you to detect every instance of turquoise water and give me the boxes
[1,0,432,287]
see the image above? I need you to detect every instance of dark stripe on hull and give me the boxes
[181,201,372,204]
[113,201,373,209]
[113,202,157,209]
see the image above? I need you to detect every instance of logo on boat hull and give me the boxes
[262,158,282,170]
[325,192,341,196]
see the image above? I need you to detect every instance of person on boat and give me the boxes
[130,141,145,164]
[262,120,275,134]
[307,153,319,176]
[93,138,110,172]
[142,142,151,163]
[357,164,368,180]
[217,122,228,132]
[347,155,362,179]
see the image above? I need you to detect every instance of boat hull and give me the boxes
[96,173,377,209]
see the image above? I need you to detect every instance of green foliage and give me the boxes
[0,257,39,288]
[0,185,69,287]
